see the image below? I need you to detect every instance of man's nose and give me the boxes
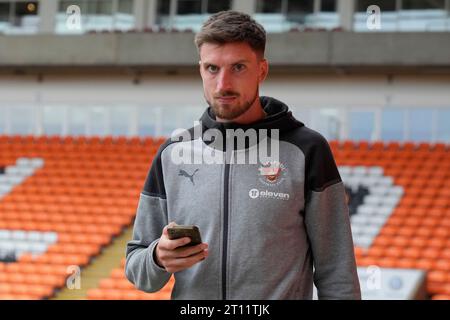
[216,69,233,92]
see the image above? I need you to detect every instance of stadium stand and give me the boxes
[0,134,164,299]
[86,258,174,300]
[331,140,450,300]
[0,135,449,299]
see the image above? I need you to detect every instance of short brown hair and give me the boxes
[194,10,266,57]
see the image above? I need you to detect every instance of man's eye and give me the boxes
[234,64,246,72]
[207,65,218,73]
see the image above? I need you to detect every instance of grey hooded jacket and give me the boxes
[125,96,361,300]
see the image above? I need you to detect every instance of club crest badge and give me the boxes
[258,161,287,186]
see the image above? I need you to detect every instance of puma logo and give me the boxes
[178,169,199,185]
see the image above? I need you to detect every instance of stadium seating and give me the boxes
[0,134,164,299]
[86,258,174,300]
[1,136,449,300]
[331,140,450,300]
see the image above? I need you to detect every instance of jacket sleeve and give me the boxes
[125,143,172,293]
[303,135,361,300]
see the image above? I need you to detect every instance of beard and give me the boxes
[206,89,259,121]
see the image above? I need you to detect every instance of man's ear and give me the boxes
[259,59,269,83]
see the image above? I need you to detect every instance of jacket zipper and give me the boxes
[222,162,230,300]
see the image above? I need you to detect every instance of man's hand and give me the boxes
[154,222,208,273]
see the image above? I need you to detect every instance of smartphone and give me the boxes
[167,225,202,246]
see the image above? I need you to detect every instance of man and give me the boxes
[125,10,361,300]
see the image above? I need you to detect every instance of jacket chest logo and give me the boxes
[178,169,199,185]
[258,161,287,186]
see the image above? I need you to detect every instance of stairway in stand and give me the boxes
[52,226,133,300]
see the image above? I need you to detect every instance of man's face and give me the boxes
[199,42,268,120]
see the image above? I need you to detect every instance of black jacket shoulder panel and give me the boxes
[281,125,342,197]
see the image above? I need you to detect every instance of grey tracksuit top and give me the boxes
[125,96,361,300]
